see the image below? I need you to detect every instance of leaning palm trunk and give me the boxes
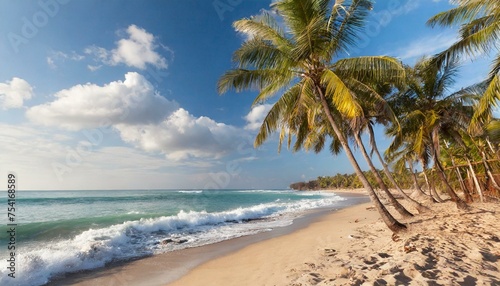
[481,151,500,193]
[486,138,500,161]
[466,158,484,202]
[318,91,406,232]
[367,126,430,213]
[432,148,468,209]
[354,132,414,218]
[430,180,444,203]
[408,161,432,199]
[451,158,473,203]
[422,163,443,202]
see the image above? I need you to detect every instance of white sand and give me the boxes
[169,200,500,286]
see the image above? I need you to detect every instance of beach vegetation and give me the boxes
[220,0,500,232]
[219,0,408,232]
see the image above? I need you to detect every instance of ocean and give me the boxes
[0,189,348,285]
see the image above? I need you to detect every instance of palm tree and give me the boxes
[218,0,407,232]
[364,123,431,213]
[351,83,430,214]
[387,57,472,209]
[286,91,416,218]
[427,0,500,128]
[386,137,440,202]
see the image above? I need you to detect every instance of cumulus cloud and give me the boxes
[244,104,273,131]
[0,77,34,109]
[116,108,242,160]
[85,24,168,70]
[27,73,244,160]
[26,72,179,130]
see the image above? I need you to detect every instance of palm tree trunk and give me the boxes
[317,88,406,232]
[432,148,468,209]
[486,138,500,161]
[481,150,500,193]
[464,169,474,203]
[408,161,428,196]
[466,158,484,203]
[449,156,473,203]
[429,176,444,203]
[420,160,433,196]
[354,132,414,218]
[422,163,442,202]
[367,126,430,213]
[455,166,473,203]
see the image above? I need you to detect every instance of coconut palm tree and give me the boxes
[218,0,407,232]
[427,0,500,129]
[349,82,430,214]
[387,57,472,209]
[283,89,416,218]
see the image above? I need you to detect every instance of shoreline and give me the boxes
[48,191,369,286]
[167,200,376,286]
[46,190,500,285]
[173,199,500,285]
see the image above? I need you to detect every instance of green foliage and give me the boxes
[427,0,500,128]
[290,169,414,190]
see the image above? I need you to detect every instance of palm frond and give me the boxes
[254,84,301,147]
[233,11,292,49]
[233,37,291,70]
[321,69,363,118]
[218,69,292,95]
[471,74,500,129]
[332,56,405,85]
[427,2,495,28]
[328,0,373,57]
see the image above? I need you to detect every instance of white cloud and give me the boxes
[46,51,85,69]
[0,77,34,109]
[85,24,168,70]
[0,123,189,190]
[244,104,273,131]
[27,73,245,161]
[47,57,56,69]
[394,32,458,61]
[87,64,102,71]
[26,72,178,130]
[116,108,243,160]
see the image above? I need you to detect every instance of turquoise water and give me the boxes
[0,189,345,285]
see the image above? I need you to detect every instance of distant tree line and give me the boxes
[290,169,414,191]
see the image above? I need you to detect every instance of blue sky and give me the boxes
[0,0,491,190]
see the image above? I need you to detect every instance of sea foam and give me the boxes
[0,192,344,285]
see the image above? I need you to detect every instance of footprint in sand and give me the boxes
[378,252,391,259]
[363,256,378,265]
[308,272,324,283]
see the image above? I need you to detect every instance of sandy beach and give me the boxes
[169,195,500,285]
[48,190,500,286]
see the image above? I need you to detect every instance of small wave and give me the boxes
[127,211,144,215]
[236,189,293,194]
[178,190,203,194]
